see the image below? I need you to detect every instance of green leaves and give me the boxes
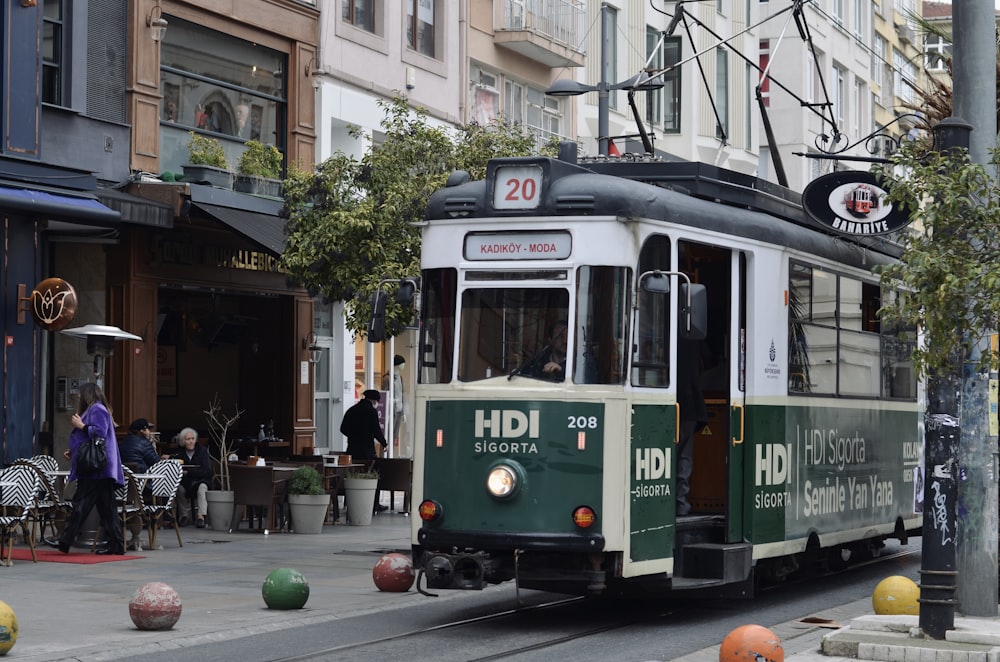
[875,143,1000,376]
[280,95,538,337]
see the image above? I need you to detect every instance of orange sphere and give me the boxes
[719,624,784,662]
[372,553,415,592]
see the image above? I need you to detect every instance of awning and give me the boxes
[0,184,120,225]
[192,202,286,256]
[96,188,174,228]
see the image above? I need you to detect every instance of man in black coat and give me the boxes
[340,389,388,513]
[340,389,387,463]
[119,418,160,473]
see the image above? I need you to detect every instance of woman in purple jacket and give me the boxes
[46,382,125,555]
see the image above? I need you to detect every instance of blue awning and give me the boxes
[0,184,121,225]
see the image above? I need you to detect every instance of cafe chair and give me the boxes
[0,464,42,565]
[143,460,184,549]
[15,457,72,546]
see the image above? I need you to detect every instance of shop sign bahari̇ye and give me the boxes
[802,171,912,237]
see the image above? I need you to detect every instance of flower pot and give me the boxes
[344,478,378,526]
[205,490,235,532]
[288,493,331,534]
[234,174,282,197]
[182,164,234,189]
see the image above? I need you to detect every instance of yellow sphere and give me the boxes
[0,600,18,655]
[872,575,920,615]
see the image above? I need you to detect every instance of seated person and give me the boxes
[119,418,160,548]
[522,321,568,381]
[170,427,213,528]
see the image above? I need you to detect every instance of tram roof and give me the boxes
[425,156,904,264]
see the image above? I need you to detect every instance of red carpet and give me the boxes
[6,548,143,564]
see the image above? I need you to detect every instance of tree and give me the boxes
[875,143,1000,378]
[280,96,544,337]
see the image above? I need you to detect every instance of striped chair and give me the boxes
[143,460,184,549]
[16,457,71,545]
[0,464,42,565]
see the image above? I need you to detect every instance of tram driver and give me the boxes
[523,321,568,381]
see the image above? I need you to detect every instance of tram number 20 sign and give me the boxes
[493,165,543,210]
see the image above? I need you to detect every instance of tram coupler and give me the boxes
[422,551,489,590]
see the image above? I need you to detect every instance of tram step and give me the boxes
[676,542,752,582]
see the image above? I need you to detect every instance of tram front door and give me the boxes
[680,242,746,542]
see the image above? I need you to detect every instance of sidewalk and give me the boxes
[4,505,999,662]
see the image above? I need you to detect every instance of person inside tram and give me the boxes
[523,321,568,381]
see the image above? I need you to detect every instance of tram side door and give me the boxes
[679,243,745,540]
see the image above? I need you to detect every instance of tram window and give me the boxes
[881,289,917,399]
[457,287,569,382]
[633,235,671,387]
[574,266,631,385]
[418,268,457,384]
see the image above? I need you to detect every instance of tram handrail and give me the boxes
[731,403,744,445]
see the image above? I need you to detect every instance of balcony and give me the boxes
[494,0,586,68]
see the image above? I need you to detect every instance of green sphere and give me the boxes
[262,568,310,610]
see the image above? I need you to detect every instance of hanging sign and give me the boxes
[802,171,912,236]
[31,278,78,331]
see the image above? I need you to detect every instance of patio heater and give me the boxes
[60,324,142,390]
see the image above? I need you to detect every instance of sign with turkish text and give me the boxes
[802,171,911,236]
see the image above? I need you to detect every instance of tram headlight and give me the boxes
[485,461,525,499]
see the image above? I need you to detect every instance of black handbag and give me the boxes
[77,434,108,475]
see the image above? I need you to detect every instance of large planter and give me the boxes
[205,490,235,532]
[288,493,331,534]
[182,164,234,189]
[344,478,378,526]
[234,174,282,197]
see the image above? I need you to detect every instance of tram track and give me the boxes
[269,545,916,662]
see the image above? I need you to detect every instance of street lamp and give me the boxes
[546,3,664,156]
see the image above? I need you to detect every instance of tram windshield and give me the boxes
[418,267,631,384]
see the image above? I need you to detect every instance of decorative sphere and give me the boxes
[373,553,415,592]
[129,583,182,631]
[719,624,784,662]
[0,600,18,655]
[872,575,920,615]
[262,568,310,609]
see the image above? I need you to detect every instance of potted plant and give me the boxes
[344,468,380,526]
[204,396,243,532]
[183,131,233,188]
[235,140,283,197]
[287,466,331,534]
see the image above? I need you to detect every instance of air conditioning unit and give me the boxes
[895,22,916,46]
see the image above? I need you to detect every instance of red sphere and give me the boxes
[372,553,415,592]
[129,582,182,631]
[719,624,784,662]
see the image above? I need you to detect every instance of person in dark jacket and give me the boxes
[46,382,125,555]
[119,417,161,548]
[171,427,213,528]
[676,337,709,517]
[119,418,160,473]
[340,389,389,513]
[340,390,388,463]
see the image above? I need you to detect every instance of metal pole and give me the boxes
[598,2,610,156]
[918,117,972,639]
[950,0,999,618]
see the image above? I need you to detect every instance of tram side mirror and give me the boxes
[680,283,707,341]
[367,290,387,343]
[641,273,671,294]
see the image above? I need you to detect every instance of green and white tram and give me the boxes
[410,148,922,596]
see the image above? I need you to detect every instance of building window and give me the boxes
[758,39,770,107]
[663,37,682,133]
[42,0,64,106]
[853,77,865,139]
[407,0,435,58]
[831,0,844,25]
[504,77,565,149]
[158,17,287,177]
[925,33,951,72]
[715,49,728,140]
[853,0,866,40]
[894,49,916,103]
[343,0,375,32]
[831,64,845,131]
[805,49,815,103]
[645,26,662,127]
